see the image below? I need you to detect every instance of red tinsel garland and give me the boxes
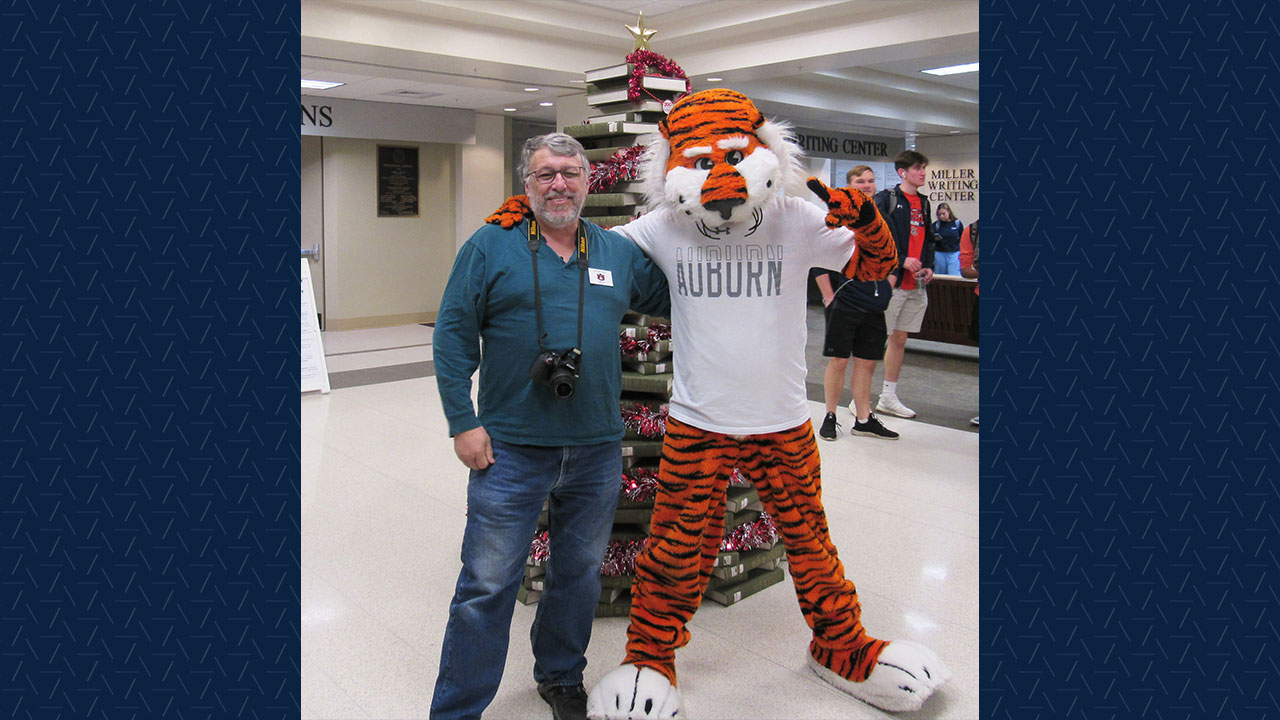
[621,466,660,503]
[618,322,672,355]
[720,512,780,552]
[729,467,750,487]
[529,530,550,564]
[621,405,668,439]
[646,323,671,342]
[589,145,645,194]
[601,536,648,577]
[626,49,691,103]
[619,334,650,356]
[529,530,649,577]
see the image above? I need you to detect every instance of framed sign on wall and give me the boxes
[377,145,419,217]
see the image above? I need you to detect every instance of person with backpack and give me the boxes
[872,150,938,420]
[816,165,899,441]
[932,203,964,275]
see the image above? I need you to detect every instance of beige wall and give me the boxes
[320,137,457,329]
[301,136,325,318]
[454,113,508,251]
[915,134,979,227]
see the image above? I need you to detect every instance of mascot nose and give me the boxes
[701,163,749,221]
[704,197,745,220]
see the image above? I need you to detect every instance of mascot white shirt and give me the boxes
[617,197,853,434]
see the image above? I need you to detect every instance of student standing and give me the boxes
[873,150,937,419]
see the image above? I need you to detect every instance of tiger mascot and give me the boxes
[487,88,950,717]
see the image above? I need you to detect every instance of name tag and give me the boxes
[588,268,614,287]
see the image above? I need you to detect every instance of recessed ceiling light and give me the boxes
[301,79,344,90]
[503,107,517,112]
[706,77,723,82]
[949,130,960,134]
[524,87,540,92]
[569,79,586,83]
[539,102,554,107]
[921,62,978,76]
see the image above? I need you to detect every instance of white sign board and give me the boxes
[301,258,331,394]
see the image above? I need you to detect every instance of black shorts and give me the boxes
[822,305,887,361]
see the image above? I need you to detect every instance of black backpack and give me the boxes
[884,187,929,226]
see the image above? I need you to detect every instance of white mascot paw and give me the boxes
[808,640,951,713]
[587,664,683,719]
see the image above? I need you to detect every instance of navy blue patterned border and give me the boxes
[981,1,1274,717]
[4,2,299,717]
[9,0,1275,716]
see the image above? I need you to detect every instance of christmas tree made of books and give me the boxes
[519,15,788,617]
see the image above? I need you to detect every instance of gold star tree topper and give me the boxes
[626,12,657,51]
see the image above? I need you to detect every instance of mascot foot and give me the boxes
[587,664,683,719]
[808,640,951,713]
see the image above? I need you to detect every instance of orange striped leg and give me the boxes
[744,422,888,682]
[623,417,736,687]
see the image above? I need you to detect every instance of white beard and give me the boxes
[532,192,584,229]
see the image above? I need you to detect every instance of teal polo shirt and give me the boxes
[435,219,669,446]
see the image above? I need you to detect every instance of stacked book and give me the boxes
[564,63,690,229]
[703,482,787,607]
[518,58,786,616]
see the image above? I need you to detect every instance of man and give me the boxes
[431,132,670,720]
[873,150,937,419]
[815,165,898,441]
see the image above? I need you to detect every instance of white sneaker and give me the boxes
[875,393,916,419]
[970,416,979,426]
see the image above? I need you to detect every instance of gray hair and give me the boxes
[518,132,589,180]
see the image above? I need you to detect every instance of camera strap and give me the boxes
[527,219,588,352]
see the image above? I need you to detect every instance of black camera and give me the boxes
[528,348,582,399]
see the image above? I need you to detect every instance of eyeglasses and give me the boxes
[526,167,585,185]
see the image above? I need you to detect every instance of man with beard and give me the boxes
[430,132,670,720]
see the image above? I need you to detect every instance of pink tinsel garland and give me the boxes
[626,49,691,103]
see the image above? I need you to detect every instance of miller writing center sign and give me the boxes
[925,167,978,203]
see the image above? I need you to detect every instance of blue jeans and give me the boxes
[934,251,961,276]
[429,438,622,720]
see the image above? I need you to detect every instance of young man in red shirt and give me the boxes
[872,151,936,419]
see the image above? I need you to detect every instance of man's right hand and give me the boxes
[484,195,533,229]
[454,426,495,470]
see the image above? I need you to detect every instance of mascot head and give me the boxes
[640,88,805,232]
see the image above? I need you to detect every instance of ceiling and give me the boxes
[301,0,979,139]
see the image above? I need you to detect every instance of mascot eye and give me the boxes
[726,149,745,165]
[694,157,714,171]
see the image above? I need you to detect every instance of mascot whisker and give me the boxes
[487,88,950,718]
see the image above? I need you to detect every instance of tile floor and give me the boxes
[302,325,979,719]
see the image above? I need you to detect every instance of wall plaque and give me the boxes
[377,145,419,217]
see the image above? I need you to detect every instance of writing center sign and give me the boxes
[792,127,899,160]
